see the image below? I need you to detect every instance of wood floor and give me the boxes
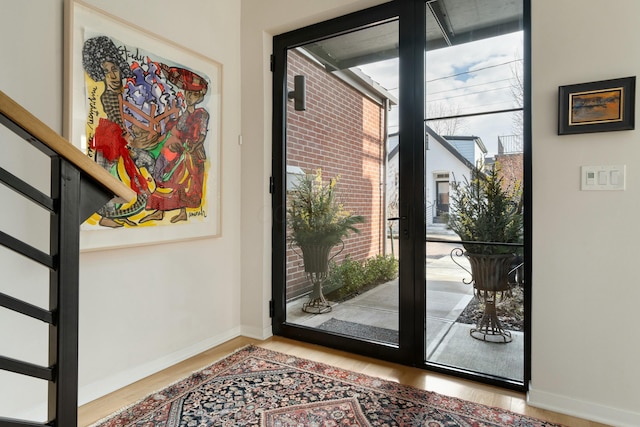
[78,336,610,426]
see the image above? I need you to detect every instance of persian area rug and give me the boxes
[91,345,560,426]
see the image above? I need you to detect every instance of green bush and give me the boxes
[322,255,363,297]
[324,254,398,301]
[365,254,398,283]
[448,165,522,254]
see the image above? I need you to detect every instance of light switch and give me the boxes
[611,170,620,185]
[598,170,608,185]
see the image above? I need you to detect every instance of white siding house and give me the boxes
[386,126,478,230]
[441,135,487,170]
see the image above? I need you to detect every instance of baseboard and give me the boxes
[78,326,242,406]
[240,323,273,340]
[527,385,640,427]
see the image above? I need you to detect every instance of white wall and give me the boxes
[528,1,640,425]
[0,0,242,420]
[77,0,243,406]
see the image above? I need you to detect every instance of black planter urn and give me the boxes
[466,252,515,343]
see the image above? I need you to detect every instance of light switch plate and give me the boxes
[581,165,625,191]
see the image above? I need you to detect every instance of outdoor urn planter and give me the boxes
[301,244,334,273]
[296,242,344,313]
[464,252,515,342]
[448,165,523,343]
[287,169,364,314]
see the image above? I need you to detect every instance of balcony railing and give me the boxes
[497,135,523,154]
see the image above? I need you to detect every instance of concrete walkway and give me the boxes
[286,226,524,382]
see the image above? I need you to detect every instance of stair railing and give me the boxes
[0,91,135,427]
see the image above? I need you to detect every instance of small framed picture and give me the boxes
[558,76,635,135]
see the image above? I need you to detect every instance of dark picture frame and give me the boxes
[558,76,636,135]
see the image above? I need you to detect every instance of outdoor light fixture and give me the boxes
[288,75,306,111]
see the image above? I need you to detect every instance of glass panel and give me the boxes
[436,180,449,219]
[424,0,525,383]
[284,19,400,345]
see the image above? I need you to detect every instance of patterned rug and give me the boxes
[91,345,561,426]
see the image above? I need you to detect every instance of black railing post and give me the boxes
[48,158,81,426]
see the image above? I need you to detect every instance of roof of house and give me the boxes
[387,126,476,171]
[441,134,488,154]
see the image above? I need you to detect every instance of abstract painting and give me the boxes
[66,1,222,249]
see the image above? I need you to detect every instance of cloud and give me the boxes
[358,31,524,155]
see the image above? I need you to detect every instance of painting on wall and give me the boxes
[558,76,635,135]
[65,0,222,250]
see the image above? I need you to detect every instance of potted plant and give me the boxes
[287,168,364,313]
[448,164,523,342]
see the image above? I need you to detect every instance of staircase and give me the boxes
[0,91,135,427]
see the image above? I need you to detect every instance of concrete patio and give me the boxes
[286,227,524,382]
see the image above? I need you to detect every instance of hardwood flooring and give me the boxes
[78,336,610,426]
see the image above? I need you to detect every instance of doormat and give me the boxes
[317,317,399,343]
[91,345,562,426]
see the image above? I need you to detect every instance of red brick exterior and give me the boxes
[495,153,523,192]
[285,50,386,300]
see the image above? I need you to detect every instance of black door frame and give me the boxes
[271,1,413,365]
[271,0,531,391]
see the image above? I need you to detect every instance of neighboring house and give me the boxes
[386,126,477,229]
[442,134,488,170]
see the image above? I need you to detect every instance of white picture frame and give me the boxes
[65,0,222,251]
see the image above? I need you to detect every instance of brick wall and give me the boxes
[285,50,386,300]
[495,153,524,192]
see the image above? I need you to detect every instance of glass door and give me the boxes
[283,19,400,342]
[272,0,529,389]
[422,0,527,387]
[271,3,413,363]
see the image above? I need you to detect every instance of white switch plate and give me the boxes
[581,165,625,191]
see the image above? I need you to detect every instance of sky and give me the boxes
[358,31,524,156]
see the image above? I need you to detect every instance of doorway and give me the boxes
[272,0,529,390]
[434,176,450,223]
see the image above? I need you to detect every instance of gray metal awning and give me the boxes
[302,0,523,71]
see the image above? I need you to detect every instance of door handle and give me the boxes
[387,216,409,237]
[400,215,409,238]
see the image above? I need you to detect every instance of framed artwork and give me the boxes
[558,76,635,135]
[65,0,222,250]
